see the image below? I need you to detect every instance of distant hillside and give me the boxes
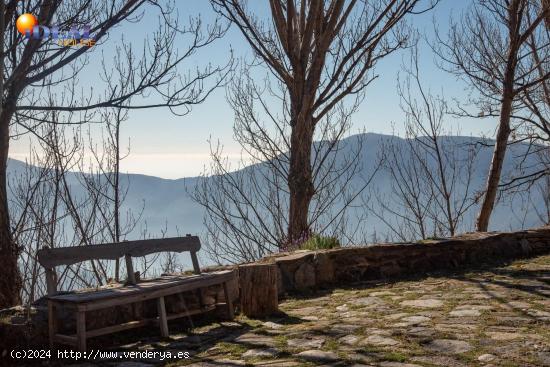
[6,133,547,252]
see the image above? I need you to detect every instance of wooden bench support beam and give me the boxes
[48,301,57,348]
[223,281,234,320]
[76,311,86,352]
[157,296,169,337]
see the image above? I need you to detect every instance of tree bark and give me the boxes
[476,4,520,232]
[287,111,315,244]
[0,0,21,307]
[543,0,549,28]
[238,262,278,318]
[475,99,513,232]
[0,110,21,308]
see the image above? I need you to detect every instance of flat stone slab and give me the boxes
[449,309,481,317]
[296,350,339,362]
[234,333,277,347]
[339,334,360,345]
[385,312,410,320]
[242,348,278,359]
[477,353,496,362]
[400,299,444,308]
[400,315,431,325]
[302,315,319,321]
[424,339,472,354]
[486,331,522,340]
[370,291,396,296]
[287,337,324,349]
[379,362,423,367]
[361,334,400,346]
[330,324,362,334]
[262,321,284,329]
[352,296,387,306]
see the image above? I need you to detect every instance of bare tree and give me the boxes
[435,0,549,232]
[193,82,378,263]
[209,0,437,246]
[79,108,142,282]
[0,0,230,308]
[368,46,479,241]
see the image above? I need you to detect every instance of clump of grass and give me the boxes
[382,351,407,362]
[300,234,341,250]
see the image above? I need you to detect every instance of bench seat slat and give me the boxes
[48,271,234,311]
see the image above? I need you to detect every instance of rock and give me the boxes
[242,348,278,359]
[263,321,284,329]
[478,354,496,362]
[314,252,335,284]
[454,304,493,311]
[406,327,435,337]
[401,299,444,308]
[339,334,360,345]
[297,350,339,362]
[411,355,469,367]
[254,360,300,366]
[287,338,324,349]
[486,331,521,341]
[506,301,531,309]
[336,304,349,312]
[400,315,431,325]
[385,312,410,320]
[424,339,472,354]
[234,333,277,347]
[330,324,361,334]
[302,315,319,321]
[361,334,400,346]
[379,362,423,367]
[294,262,316,290]
[449,309,481,317]
[352,296,386,306]
[370,291,395,296]
[537,351,550,366]
[527,309,550,318]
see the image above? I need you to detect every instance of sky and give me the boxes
[9,0,497,179]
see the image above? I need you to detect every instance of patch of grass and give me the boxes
[322,338,340,351]
[209,341,248,358]
[274,334,290,349]
[300,234,341,250]
[382,351,408,362]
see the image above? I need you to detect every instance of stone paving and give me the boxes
[77,254,550,366]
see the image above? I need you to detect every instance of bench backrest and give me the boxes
[37,235,202,295]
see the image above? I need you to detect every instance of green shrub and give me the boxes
[300,234,341,250]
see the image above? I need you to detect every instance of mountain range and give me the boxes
[7,133,548,264]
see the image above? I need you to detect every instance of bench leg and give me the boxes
[76,310,86,352]
[157,296,169,337]
[197,288,206,310]
[223,282,234,320]
[48,301,57,349]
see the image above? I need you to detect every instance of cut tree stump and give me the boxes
[238,262,278,318]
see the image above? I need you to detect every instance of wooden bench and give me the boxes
[37,236,235,352]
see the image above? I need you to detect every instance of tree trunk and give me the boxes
[543,0,550,29]
[287,113,314,245]
[0,112,21,308]
[476,1,521,232]
[476,90,513,232]
[238,262,278,318]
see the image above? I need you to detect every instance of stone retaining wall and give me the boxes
[264,227,550,296]
[3,227,549,349]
